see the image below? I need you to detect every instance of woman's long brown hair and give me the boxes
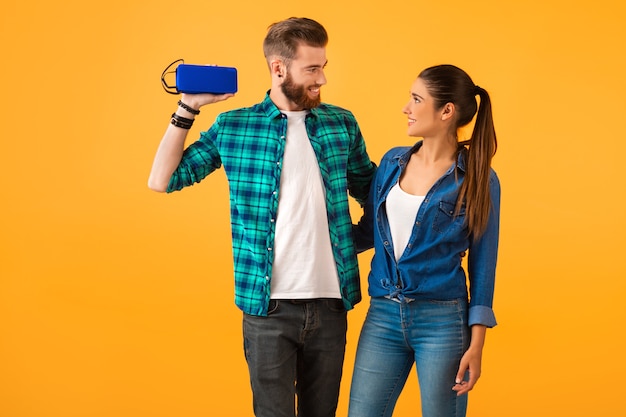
[419,65,498,239]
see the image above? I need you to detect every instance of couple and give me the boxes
[148,17,500,417]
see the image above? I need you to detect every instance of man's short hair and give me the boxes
[263,17,328,66]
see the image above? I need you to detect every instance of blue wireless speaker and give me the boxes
[161,59,238,94]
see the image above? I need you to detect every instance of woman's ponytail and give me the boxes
[455,86,497,239]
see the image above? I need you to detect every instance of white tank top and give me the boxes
[386,182,425,261]
[270,111,341,299]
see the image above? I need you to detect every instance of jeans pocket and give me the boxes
[324,298,346,313]
[427,298,460,306]
[267,299,280,315]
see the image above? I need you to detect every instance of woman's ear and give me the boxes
[441,102,455,121]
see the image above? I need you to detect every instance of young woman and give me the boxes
[348,64,500,417]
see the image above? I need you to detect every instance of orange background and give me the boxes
[1,1,625,416]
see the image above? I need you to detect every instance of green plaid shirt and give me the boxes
[167,93,376,316]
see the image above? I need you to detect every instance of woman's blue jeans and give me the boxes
[243,298,347,417]
[348,297,470,417]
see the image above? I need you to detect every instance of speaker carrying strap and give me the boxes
[161,59,184,94]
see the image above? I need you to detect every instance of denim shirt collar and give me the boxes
[394,140,467,174]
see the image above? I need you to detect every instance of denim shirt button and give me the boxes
[384,241,389,246]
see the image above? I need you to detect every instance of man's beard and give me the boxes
[281,72,321,109]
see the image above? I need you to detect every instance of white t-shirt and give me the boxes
[386,182,425,262]
[270,111,341,299]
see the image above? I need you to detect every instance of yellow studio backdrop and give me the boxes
[1,0,624,416]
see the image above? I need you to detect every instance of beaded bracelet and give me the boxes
[170,113,194,129]
[178,100,200,115]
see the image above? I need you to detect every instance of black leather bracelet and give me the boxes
[170,118,192,129]
[171,113,194,124]
[170,113,193,129]
[178,100,200,115]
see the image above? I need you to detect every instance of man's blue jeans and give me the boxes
[243,298,347,417]
[348,297,470,417]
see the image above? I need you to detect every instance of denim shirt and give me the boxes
[354,142,500,327]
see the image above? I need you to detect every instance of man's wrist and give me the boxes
[174,107,197,119]
[179,94,202,112]
[178,99,200,115]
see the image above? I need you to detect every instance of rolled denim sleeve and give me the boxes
[467,170,501,327]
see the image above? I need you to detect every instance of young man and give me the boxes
[148,17,376,417]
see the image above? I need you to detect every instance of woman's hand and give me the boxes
[452,324,486,396]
